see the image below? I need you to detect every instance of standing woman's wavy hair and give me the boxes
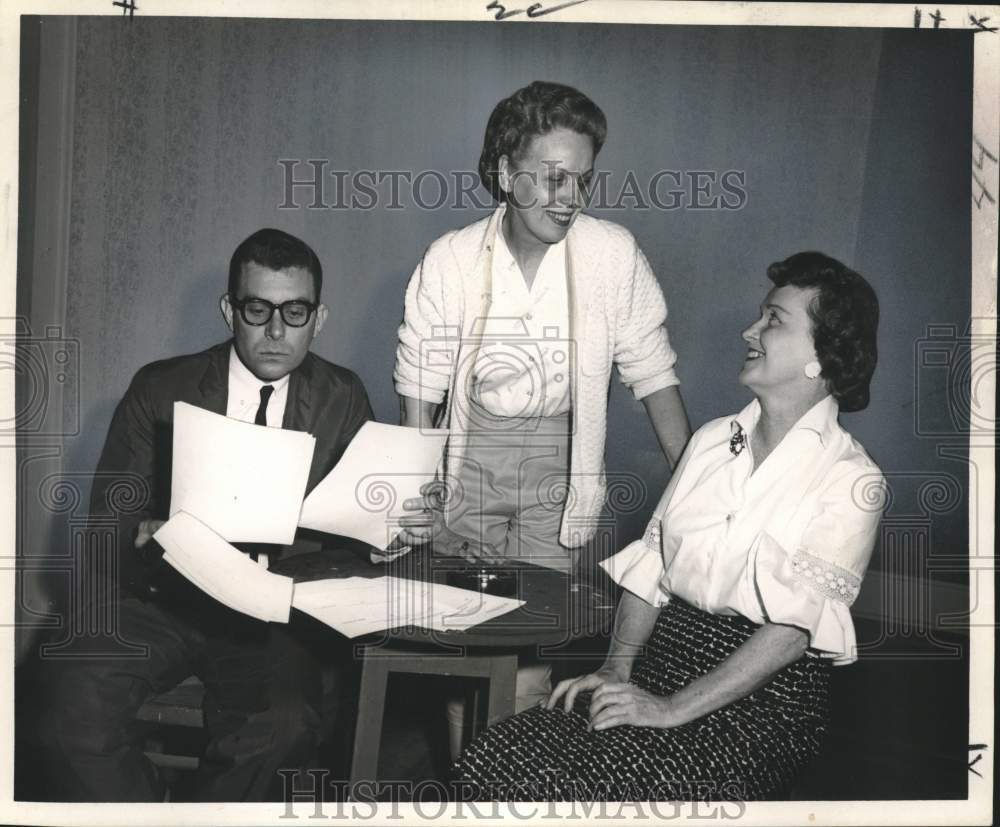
[767,252,880,412]
[478,81,608,203]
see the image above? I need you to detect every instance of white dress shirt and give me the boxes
[226,346,291,567]
[471,222,571,418]
[226,346,290,427]
[601,395,885,665]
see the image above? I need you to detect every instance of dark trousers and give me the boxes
[34,576,322,802]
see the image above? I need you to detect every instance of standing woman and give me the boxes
[453,252,885,800]
[395,80,690,564]
[393,81,691,751]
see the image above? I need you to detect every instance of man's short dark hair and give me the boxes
[228,228,323,301]
[478,80,608,203]
[767,251,879,412]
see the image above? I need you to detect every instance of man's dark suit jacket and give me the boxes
[89,340,373,597]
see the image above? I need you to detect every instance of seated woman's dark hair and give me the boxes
[228,228,323,301]
[478,81,608,203]
[767,252,879,412]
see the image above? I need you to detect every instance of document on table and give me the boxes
[169,401,315,544]
[298,422,448,549]
[155,512,295,623]
[291,576,524,638]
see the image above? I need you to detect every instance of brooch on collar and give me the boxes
[729,425,747,456]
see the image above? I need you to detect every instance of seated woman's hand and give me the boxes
[587,683,681,731]
[546,666,628,715]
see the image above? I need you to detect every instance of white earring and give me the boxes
[804,360,822,380]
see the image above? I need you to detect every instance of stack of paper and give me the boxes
[155,403,518,634]
[291,576,525,638]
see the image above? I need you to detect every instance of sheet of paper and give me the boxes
[155,511,295,623]
[291,576,523,638]
[293,578,404,638]
[169,401,315,544]
[298,422,448,549]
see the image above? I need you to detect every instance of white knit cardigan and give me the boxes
[394,207,680,547]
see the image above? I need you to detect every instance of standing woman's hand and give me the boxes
[393,481,504,564]
[394,480,448,546]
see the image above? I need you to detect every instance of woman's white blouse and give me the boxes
[601,395,885,665]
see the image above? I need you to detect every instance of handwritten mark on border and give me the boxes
[972,136,998,171]
[968,14,998,33]
[971,136,998,210]
[914,7,997,32]
[914,7,947,28]
[968,744,988,778]
[112,0,138,17]
[487,0,589,21]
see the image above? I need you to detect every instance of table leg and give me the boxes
[485,653,518,727]
[349,649,390,790]
[468,684,484,744]
[347,649,520,783]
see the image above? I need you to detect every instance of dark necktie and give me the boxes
[254,385,274,426]
[245,384,277,563]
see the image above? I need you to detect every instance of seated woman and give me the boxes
[453,251,885,801]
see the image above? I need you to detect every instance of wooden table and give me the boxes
[272,547,611,787]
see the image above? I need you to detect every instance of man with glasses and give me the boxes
[37,228,373,801]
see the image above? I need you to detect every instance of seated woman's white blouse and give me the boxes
[601,395,885,665]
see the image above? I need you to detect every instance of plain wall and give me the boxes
[18,19,972,631]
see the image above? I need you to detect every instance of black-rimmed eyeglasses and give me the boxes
[230,297,318,327]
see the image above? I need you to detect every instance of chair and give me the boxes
[135,675,205,771]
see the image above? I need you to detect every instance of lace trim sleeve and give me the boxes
[642,519,661,550]
[791,548,862,604]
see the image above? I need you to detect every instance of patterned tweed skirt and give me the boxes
[453,599,830,801]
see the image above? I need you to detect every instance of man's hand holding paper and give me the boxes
[134,519,166,549]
